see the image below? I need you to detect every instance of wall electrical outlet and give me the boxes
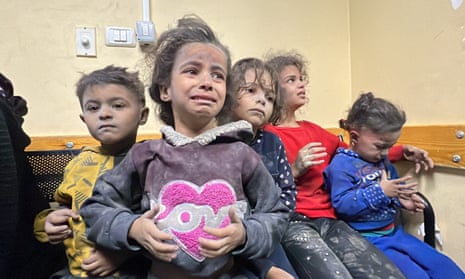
[136,20,155,45]
[75,27,96,57]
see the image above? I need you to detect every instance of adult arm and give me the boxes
[0,108,19,272]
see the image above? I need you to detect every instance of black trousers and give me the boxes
[282,214,405,279]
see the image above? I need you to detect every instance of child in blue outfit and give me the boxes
[324,92,465,279]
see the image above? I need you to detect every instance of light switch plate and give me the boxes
[105,26,136,47]
[75,27,96,57]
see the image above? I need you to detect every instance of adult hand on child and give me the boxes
[199,207,246,258]
[292,142,327,178]
[45,208,79,244]
[380,170,418,198]
[128,206,178,262]
[81,247,128,277]
[402,145,434,173]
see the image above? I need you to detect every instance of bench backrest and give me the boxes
[25,149,80,202]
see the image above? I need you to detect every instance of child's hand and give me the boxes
[81,248,127,277]
[380,170,418,198]
[44,208,79,244]
[199,207,246,258]
[128,206,178,262]
[399,193,426,213]
[402,145,434,173]
[292,142,327,178]
[266,266,295,279]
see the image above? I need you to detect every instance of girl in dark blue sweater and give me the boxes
[324,92,465,279]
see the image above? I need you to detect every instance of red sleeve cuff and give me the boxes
[388,145,404,162]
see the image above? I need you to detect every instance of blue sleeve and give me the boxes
[275,139,296,210]
[238,161,290,259]
[324,155,392,221]
[252,131,296,211]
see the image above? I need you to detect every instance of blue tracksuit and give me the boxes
[324,148,465,279]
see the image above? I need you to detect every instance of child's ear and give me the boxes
[79,114,86,124]
[349,130,359,145]
[160,86,171,102]
[139,107,149,125]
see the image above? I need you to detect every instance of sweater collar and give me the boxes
[161,120,253,147]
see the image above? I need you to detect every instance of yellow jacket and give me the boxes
[33,146,118,277]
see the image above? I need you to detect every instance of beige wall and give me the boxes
[1,0,464,270]
[350,0,465,124]
[0,0,351,136]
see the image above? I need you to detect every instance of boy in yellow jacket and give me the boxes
[34,65,149,278]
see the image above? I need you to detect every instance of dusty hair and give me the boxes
[265,50,308,84]
[148,14,232,127]
[342,92,406,134]
[223,57,281,125]
[75,65,145,108]
[264,50,309,123]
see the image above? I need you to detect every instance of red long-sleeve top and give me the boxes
[264,121,403,219]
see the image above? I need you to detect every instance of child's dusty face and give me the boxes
[161,42,227,133]
[79,84,146,145]
[351,128,401,163]
[278,65,307,111]
[232,69,275,130]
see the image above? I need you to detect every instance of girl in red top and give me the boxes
[264,51,433,279]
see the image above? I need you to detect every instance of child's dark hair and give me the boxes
[226,57,281,125]
[342,92,406,134]
[148,14,232,127]
[76,65,146,108]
